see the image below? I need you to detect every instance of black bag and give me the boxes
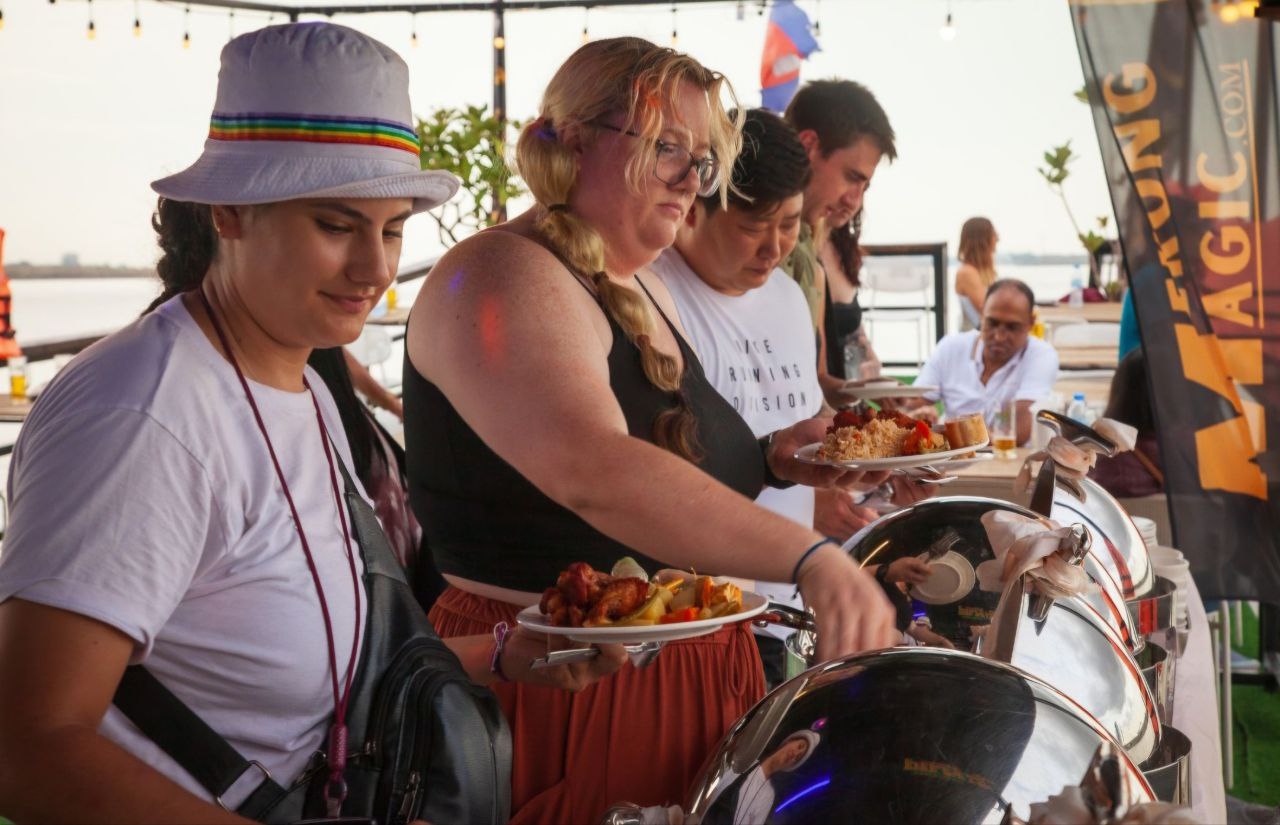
[113,458,512,825]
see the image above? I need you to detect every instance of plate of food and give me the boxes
[794,409,989,471]
[835,379,938,401]
[518,558,770,644]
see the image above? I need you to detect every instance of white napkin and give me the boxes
[975,511,1097,658]
[1118,803,1201,824]
[1026,789,1200,824]
[1015,417,1139,493]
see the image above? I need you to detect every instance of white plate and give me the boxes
[911,551,977,605]
[517,590,770,644]
[793,439,991,471]
[836,382,938,401]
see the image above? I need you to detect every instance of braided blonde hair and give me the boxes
[515,37,742,461]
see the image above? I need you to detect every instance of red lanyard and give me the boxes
[198,290,363,816]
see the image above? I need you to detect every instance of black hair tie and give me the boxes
[547,203,570,213]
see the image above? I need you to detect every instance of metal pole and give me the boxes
[492,1,508,224]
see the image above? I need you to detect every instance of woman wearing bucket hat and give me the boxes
[0,22,624,824]
[404,36,899,822]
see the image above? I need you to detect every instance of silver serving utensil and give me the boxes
[529,640,663,670]
[901,464,958,485]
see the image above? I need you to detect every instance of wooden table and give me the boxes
[1056,344,1119,370]
[0,394,35,422]
[365,305,411,326]
[1036,302,1124,325]
[944,447,1031,503]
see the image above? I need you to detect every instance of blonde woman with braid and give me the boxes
[403,38,897,822]
[955,216,1000,330]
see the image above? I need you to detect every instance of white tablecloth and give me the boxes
[1172,576,1226,823]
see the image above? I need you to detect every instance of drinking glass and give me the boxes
[992,399,1017,459]
[8,355,28,402]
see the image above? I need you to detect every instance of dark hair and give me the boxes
[984,278,1036,316]
[784,79,897,160]
[1104,349,1155,434]
[700,108,810,216]
[145,198,217,314]
[827,209,863,287]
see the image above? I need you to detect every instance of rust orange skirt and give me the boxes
[429,586,765,824]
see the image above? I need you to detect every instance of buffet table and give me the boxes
[1176,578,1227,823]
[938,454,1225,818]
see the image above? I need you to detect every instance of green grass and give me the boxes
[1228,604,1280,806]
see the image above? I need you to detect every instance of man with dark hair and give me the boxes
[782,79,904,540]
[781,79,897,333]
[912,279,1059,445]
[649,108,824,685]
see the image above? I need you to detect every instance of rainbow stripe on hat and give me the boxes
[209,112,421,155]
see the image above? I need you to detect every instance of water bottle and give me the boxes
[1069,269,1085,308]
[1066,392,1088,424]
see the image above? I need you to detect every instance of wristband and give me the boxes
[490,621,512,683]
[759,432,797,490]
[791,538,838,585]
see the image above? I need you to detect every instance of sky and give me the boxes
[0,0,1116,268]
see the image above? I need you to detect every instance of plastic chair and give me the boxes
[859,261,936,368]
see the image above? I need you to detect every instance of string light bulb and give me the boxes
[581,7,589,44]
[670,4,678,47]
[493,34,505,49]
[939,11,957,41]
[1218,2,1241,23]
[87,0,95,40]
[183,5,191,48]
[814,0,822,36]
[0,8,5,32]
[410,13,419,47]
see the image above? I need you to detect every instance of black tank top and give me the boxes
[823,283,863,380]
[403,244,765,591]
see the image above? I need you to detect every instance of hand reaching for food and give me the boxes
[884,556,933,585]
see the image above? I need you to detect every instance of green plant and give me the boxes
[1037,140,1112,289]
[1038,84,1121,292]
[417,105,526,245]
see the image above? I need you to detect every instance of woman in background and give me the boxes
[818,211,882,382]
[955,217,999,330]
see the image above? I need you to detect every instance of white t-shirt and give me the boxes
[652,248,822,626]
[915,330,1059,429]
[0,296,369,806]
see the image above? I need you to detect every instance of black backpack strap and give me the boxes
[112,665,290,818]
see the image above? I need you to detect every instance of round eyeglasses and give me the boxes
[596,122,720,198]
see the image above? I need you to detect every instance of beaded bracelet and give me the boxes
[791,538,838,585]
[490,621,512,683]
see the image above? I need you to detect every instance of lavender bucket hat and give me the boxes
[151,22,458,214]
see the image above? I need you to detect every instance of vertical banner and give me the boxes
[760,0,820,113]
[1071,0,1280,601]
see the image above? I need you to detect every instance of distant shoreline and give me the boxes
[6,265,154,280]
[5,256,1088,280]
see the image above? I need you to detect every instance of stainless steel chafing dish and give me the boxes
[973,576,1161,766]
[682,648,1156,824]
[1036,410,1156,602]
[837,496,1142,653]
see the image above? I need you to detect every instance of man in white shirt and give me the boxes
[913,279,1059,445]
[650,109,820,684]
